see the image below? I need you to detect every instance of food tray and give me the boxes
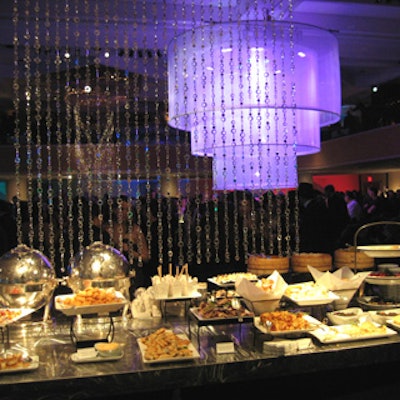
[208,274,258,288]
[71,348,124,363]
[284,291,340,306]
[365,275,400,285]
[357,245,400,258]
[357,296,400,310]
[254,315,320,337]
[189,307,254,322]
[207,278,236,288]
[54,292,127,316]
[137,333,200,364]
[386,319,400,332]
[368,309,400,324]
[0,308,36,327]
[309,323,397,344]
[0,355,39,374]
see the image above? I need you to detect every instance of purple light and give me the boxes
[168,20,341,190]
[212,145,298,191]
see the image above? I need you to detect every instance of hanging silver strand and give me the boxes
[13,0,23,245]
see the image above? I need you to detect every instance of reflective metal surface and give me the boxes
[67,241,130,294]
[0,244,57,309]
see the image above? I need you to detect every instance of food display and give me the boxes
[193,297,253,319]
[0,309,22,325]
[309,320,397,344]
[259,310,314,331]
[70,346,124,363]
[94,341,122,356]
[254,311,320,337]
[255,277,275,292]
[55,287,127,316]
[366,270,400,285]
[284,281,339,306]
[215,289,238,298]
[137,328,199,363]
[0,349,38,373]
[0,308,36,327]
[387,314,400,330]
[208,272,258,287]
[358,295,400,310]
[368,308,400,324]
[234,270,288,314]
[60,287,124,306]
[327,307,364,325]
[0,350,29,370]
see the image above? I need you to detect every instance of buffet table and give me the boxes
[2,308,400,400]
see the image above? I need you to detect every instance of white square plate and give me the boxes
[0,355,39,374]
[55,292,127,316]
[309,323,397,344]
[138,332,200,364]
[254,314,321,337]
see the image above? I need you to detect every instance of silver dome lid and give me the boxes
[67,241,130,292]
[0,244,57,309]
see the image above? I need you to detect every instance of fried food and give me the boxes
[0,351,30,370]
[60,287,123,306]
[260,310,312,331]
[139,328,193,361]
[0,309,22,325]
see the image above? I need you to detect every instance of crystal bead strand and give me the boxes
[12,0,23,245]
[43,0,57,267]
[54,1,66,275]
[23,0,35,249]
[32,0,45,254]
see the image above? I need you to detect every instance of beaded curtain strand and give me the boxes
[12,0,304,282]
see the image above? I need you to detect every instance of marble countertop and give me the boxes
[2,307,400,400]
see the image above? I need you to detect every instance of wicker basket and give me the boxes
[334,247,374,270]
[290,252,332,273]
[247,254,290,275]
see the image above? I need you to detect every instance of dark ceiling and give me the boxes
[0,0,399,105]
[0,0,399,173]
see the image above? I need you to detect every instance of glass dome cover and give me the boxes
[67,241,130,293]
[0,244,57,309]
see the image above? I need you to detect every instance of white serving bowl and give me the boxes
[327,307,364,325]
[368,308,400,325]
[94,342,122,357]
[332,289,357,310]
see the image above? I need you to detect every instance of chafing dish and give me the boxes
[0,244,57,309]
[67,241,130,296]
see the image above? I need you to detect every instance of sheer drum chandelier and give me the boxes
[168,17,341,190]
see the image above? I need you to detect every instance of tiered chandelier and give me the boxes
[168,12,341,190]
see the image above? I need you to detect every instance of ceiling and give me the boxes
[0,0,399,106]
[0,0,399,174]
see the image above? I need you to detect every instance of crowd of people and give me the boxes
[1,183,400,298]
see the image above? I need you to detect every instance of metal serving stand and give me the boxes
[353,220,400,268]
[353,221,400,307]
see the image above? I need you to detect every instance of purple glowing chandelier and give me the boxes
[168,19,341,190]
